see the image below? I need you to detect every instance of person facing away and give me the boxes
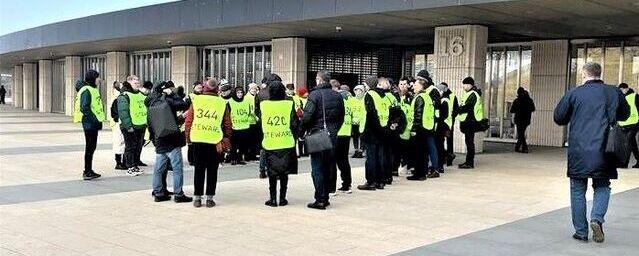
[301,70,345,210]
[357,75,389,191]
[260,81,299,207]
[110,81,127,171]
[438,82,459,167]
[145,81,192,203]
[73,69,104,180]
[554,62,629,243]
[0,85,6,104]
[117,80,147,177]
[331,84,354,194]
[510,87,536,153]
[184,78,232,208]
[616,83,639,168]
[457,76,483,169]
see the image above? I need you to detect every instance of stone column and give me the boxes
[528,40,569,147]
[38,60,53,112]
[434,25,488,153]
[271,38,307,87]
[106,52,128,109]
[22,63,37,110]
[12,65,23,108]
[64,56,82,116]
[171,46,198,93]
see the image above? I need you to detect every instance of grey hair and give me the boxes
[582,62,602,78]
[316,70,331,84]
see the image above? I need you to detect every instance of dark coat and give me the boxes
[458,86,482,134]
[510,88,536,127]
[145,88,190,154]
[75,80,102,131]
[553,80,630,179]
[301,83,345,140]
[263,101,299,176]
[361,88,386,144]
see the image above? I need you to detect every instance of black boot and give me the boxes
[279,177,288,206]
[265,177,278,207]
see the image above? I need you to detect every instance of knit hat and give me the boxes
[416,69,431,81]
[365,76,378,88]
[297,86,308,97]
[462,77,475,86]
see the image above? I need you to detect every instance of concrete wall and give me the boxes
[106,52,127,109]
[171,46,198,93]
[271,38,307,87]
[38,60,52,112]
[529,40,568,147]
[64,56,82,116]
[434,25,487,153]
[22,63,37,110]
[12,65,23,108]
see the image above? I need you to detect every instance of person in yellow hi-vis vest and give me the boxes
[184,79,232,208]
[457,77,484,169]
[332,85,355,194]
[618,83,639,168]
[407,71,441,181]
[228,87,252,165]
[397,77,414,174]
[73,69,105,180]
[117,80,147,177]
[245,82,261,161]
[259,81,299,207]
[351,84,367,158]
[437,82,459,167]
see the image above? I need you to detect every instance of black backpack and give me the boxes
[110,98,119,122]
[147,95,180,139]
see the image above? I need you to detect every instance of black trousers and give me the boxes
[352,125,362,151]
[382,140,394,182]
[399,138,414,169]
[192,143,220,196]
[464,132,475,165]
[268,174,289,200]
[330,136,352,191]
[436,131,446,170]
[515,124,529,151]
[122,128,144,168]
[445,127,454,163]
[136,129,145,163]
[83,129,98,172]
[230,129,250,162]
[364,142,385,184]
[0,95,5,104]
[626,129,639,166]
[413,133,428,177]
[297,139,307,157]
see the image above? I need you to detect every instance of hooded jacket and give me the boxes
[75,80,103,131]
[510,88,536,126]
[144,83,190,154]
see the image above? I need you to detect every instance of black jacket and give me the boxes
[301,83,345,140]
[458,86,482,134]
[554,80,629,179]
[75,80,102,131]
[362,88,385,144]
[412,86,441,135]
[145,89,190,154]
[510,89,536,126]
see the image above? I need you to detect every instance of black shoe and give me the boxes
[375,183,385,190]
[337,186,352,194]
[259,171,267,179]
[231,160,238,166]
[307,201,326,210]
[152,190,174,197]
[265,199,278,207]
[115,163,127,170]
[237,161,246,165]
[392,171,399,177]
[572,233,588,242]
[384,178,393,185]
[154,195,171,202]
[173,194,193,203]
[279,198,288,206]
[82,171,101,180]
[590,220,605,243]
[193,198,202,208]
[632,163,639,168]
[427,172,440,178]
[136,161,148,167]
[357,183,376,191]
[407,175,426,181]
[521,149,529,154]
[446,161,453,167]
[458,163,474,169]
[438,168,444,173]
[206,199,216,208]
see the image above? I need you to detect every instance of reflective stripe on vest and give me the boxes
[124,92,147,126]
[619,93,639,126]
[412,92,436,131]
[338,98,353,137]
[73,85,105,123]
[400,95,413,140]
[442,93,455,128]
[260,100,295,150]
[458,90,483,122]
[189,95,226,144]
[228,98,251,130]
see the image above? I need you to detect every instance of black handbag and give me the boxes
[147,94,180,139]
[603,88,631,167]
[305,91,334,154]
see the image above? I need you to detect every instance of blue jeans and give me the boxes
[310,148,335,203]
[152,147,184,196]
[570,178,611,237]
[425,136,439,170]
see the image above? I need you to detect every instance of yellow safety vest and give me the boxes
[338,98,353,137]
[400,95,413,140]
[228,98,251,130]
[73,85,105,123]
[124,92,147,126]
[442,92,456,128]
[458,90,483,122]
[260,100,295,150]
[245,94,258,125]
[350,96,364,126]
[412,91,436,131]
[368,90,390,127]
[190,95,227,144]
[619,93,639,126]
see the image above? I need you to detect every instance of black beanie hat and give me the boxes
[462,77,475,86]
[416,70,430,81]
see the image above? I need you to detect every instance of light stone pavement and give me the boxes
[1,105,638,256]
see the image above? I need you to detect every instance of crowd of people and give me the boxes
[71,61,637,243]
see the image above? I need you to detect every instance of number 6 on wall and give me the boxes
[439,36,465,57]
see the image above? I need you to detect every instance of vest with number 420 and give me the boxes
[73,85,105,123]
[124,92,147,126]
[228,98,251,130]
[619,93,639,127]
[190,95,227,144]
[260,100,295,150]
[458,90,483,122]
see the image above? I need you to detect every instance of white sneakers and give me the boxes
[126,167,143,177]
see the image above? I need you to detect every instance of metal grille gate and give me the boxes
[201,42,272,89]
[51,59,65,113]
[129,50,172,83]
